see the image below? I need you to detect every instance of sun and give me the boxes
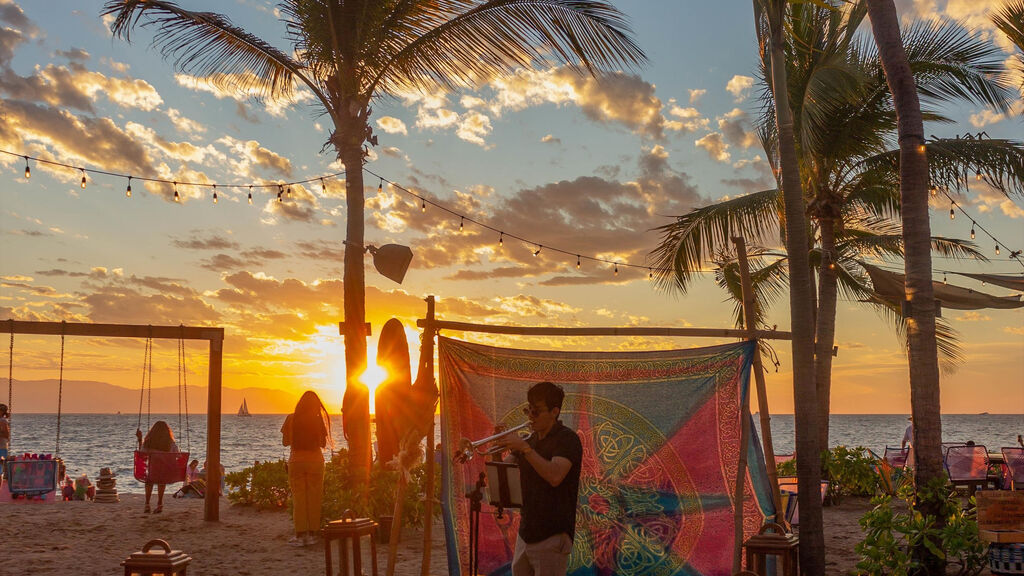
[360,361,388,415]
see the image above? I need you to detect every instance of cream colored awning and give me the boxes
[862,263,1024,310]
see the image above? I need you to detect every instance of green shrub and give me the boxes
[855,478,987,576]
[824,445,879,498]
[224,447,441,528]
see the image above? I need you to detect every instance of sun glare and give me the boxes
[360,363,388,414]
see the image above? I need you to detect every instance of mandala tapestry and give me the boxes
[439,337,775,576]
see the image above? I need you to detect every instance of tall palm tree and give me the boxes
[751,1,824,573]
[865,0,944,571]
[102,0,645,491]
[654,0,1019,446]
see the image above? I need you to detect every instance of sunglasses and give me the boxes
[523,405,549,418]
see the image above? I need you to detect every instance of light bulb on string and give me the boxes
[649,268,653,280]
[248,186,253,205]
[943,273,947,285]
[996,244,1000,255]
[614,263,619,276]
[576,255,581,269]
[277,184,283,202]
[949,203,955,220]
[126,177,132,198]
[286,186,291,197]
[23,157,30,179]
[173,181,179,202]
[976,171,983,181]
[377,178,383,194]
[212,185,218,205]
[321,178,327,195]
[80,169,87,189]
[534,245,542,257]
[970,224,975,239]
[459,216,464,233]
[498,232,503,248]
[421,198,426,212]
[929,185,937,197]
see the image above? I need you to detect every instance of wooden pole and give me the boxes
[733,371,752,573]
[731,237,783,519]
[414,320,791,341]
[420,296,437,576]
[205,334,223,522]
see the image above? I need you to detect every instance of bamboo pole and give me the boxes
[419,296,437,576]
[731,237,783,519]
[733,373,753,573]
[205,334,223,522]
[414,320,791,340]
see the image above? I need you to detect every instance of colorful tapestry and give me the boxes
[439,337,774,576]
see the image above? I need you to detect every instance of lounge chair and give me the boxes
[1000,447,1024,490]
[776,476,829,526]
[943,444,990,497]
[883,445,909,468]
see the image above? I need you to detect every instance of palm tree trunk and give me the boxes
[815,221,838,451]
[340,135,372,492]
[761,2,825,572]
[865,1,945,573]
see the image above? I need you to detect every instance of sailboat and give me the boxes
[238,398,252,417]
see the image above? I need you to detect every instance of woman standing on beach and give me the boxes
[282,390,332,547]
[136,420,179,513]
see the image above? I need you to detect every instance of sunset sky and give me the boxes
[0,0,1021,415]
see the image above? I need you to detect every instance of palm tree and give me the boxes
[751,1,824,573]
[993,1,1024,84]
[865,0,944,571]
[102,0,645,491]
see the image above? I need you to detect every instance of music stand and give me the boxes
[485,461,522,517]
[466,472,486,576]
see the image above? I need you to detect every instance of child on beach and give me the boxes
[137,420,179,513]
[61,475,75,501]
[74,473,94,501]
[281,390,332,547]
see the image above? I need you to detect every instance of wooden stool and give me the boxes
[323,510,378,576]
[742,522,799,576]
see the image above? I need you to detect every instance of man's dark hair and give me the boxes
[527,381,565,412]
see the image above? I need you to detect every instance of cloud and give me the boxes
[455,111,493,147]
[695,132,730,162]
[688,89,706,104]
[717,108,759,149]
[167,108,206,135]
[216,135,293,178]
[172,233,240,251]
[725,75,754,102]
[376,116,408,135]
[541,134,561,145]
[954,311,991,322]
[175,73,315,118]
[666,105,710,134]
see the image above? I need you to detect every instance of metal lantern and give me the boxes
[121,539,192,576]
[742,522,799,576]
[323,509,378,576]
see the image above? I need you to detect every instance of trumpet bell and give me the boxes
[451,421,531,464]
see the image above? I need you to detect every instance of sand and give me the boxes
[0,494,993,575]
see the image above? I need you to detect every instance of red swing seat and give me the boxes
[133,450,189,484]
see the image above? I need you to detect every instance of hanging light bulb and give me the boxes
[459,216,464,233]
[970,224,975,239]
[576,255,581,269]
[212,185,218,204]
[918,144,926,154]
[996,244,1000,255]
[173,181,180,202]
[321,178,326,195]
[421,199,426,212]
[929,185,937,197]
[24,157,30,179]
[498,232,503,248]
[828,262,836,270]
[126,177,132,198]
[534,245,542,257]
[949,203,955,220]
[80,169,87,189]
[614,263,619,276]
[377,178,383,194]
[286,186,291,197]
[277,184,283,202]
[649,268,653,280]
[943,273,947,285]
[248,186,254,205]
[976,171,983,181]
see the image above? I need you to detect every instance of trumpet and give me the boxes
[453,422,532,464]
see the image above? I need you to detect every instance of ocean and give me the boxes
[4,413,1022,494]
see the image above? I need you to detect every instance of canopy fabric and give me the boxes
[862,263,1024,310]
[951,272,1024,293]
[438,337,773,576]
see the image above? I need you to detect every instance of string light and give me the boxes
[212,185,218,205]
[286,186,291,197]
[949,202,955,220]
[126,177,132,198]
[970,224,975,239]
[534,245,542,257]
[918,144,926,154]
[421,198,426,212]
[576,255,581,269]
[929,185,937,197]
[23,157,30,179]
[943,273,947,284]
[80,169,87,189]
[248,186,253,205]
[459,216,464,233]
[996,244,1000,255]
[277,184,283,203]
[321,177,326,195]
[976,171,983,181]
[498,232,503,248]
[649,268,653,280]
[173,181,179,202]
[614,263,619,276]
[377,178,383,194]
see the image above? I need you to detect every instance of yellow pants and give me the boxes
[288,455,324,534]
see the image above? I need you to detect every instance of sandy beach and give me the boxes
[0,493,895,576]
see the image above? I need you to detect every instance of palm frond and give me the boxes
[368,0,647,96]
[713,252,790,330]
[864,297,965,374]
[992,0,1024,87]
[649,189,782,294]
[101,0,309,102]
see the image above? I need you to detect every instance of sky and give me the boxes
[0,0,1021,415]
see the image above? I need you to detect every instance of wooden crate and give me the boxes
[978,491,1024,532]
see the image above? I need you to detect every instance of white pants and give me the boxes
[511,533,572,576]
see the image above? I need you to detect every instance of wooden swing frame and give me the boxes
[1,321,225,521]
[411,237,789,575]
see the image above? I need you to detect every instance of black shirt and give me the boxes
[516,421,583,543]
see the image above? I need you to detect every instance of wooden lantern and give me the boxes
[121,539,192,576]
[742,522,799,576]
[323,509,378,576]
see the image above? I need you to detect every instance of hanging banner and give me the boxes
[439,337,774,576]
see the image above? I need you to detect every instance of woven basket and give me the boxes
[990,543,1024,575]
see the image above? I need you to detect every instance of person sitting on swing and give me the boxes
[136,420,179,513]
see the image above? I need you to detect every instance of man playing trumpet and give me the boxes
[494,381,583,576]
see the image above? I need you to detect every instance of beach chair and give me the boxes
[133,450,190,485]
[943,444,989,497]
[883,445,909,468]
[1000,447,1024,490]
[776,477,829,526]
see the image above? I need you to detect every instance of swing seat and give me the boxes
[133,451,189,485]
[4,459,59,496]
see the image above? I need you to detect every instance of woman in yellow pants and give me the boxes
[282,390,332,546]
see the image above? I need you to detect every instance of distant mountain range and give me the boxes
[3,379,308,414]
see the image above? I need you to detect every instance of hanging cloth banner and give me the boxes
[863,263,1024,310]
[951,272,1024,293]
[438,337,773,576]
